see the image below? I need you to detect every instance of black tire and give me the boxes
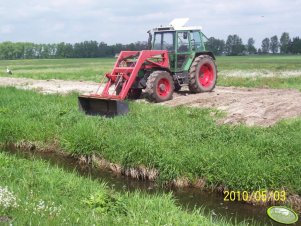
[145,71,174,102]
[174,82,182,92]
[127,88,142,99]
[188,55,217,93]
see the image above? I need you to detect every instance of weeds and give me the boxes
[32,200,62,217]
[83,191,127,215]
[0,186,19,211]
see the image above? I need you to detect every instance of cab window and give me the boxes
[177,32,190,52]
[190,31,202,50]
[153,33,162,50]
[162,32,174,51]
[153,32,174,51]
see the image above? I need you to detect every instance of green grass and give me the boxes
[216,55,301,71]
[218,76,301,90]
[1,151,247,226]
[1,87,301,195]
[216,55,301,91]
[1,56,301,90]
[0,58,114,81]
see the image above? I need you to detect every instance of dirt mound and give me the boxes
[163,87,301,126]
[1,77,301,126]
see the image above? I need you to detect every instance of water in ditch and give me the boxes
[4,148,290,226]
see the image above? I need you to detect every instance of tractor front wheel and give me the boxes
[188,55,217,93]
[146,71,174,102]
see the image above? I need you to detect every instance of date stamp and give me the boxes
[223,190,286,203]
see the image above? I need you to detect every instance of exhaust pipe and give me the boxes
[78,95,129,117]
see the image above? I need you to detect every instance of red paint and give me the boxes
[90,50,170,100]
[199,63,214,87]
[157,78,171,97]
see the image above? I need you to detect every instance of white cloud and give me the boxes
[0,0,300,46]
[0,25,14,34]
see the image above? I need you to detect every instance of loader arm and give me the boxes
[99,50,169,100]
[78,50,170,117]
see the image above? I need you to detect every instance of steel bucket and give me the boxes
[78,95,129,117]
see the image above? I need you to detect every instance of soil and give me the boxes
[0,77,98,94]
[164,87,301,126]
[1,76,301,126]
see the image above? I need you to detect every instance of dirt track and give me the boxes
[1,77,301,126]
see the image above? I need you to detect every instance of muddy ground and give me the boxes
[1,76,301,126]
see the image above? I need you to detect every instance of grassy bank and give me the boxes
[1,151,247,226]
[1,56,301,90]
[1,87,301,196]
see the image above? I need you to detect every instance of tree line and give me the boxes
[0,32,300,60]
[0,41,148,60]
[206,32,301,56]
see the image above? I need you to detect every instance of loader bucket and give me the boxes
[78,95,129,117]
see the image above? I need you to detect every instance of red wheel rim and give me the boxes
[199,63,214,87]
[157,78,171,97]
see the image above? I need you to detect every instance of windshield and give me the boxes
[153,32,175,51]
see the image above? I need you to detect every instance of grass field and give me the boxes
[217,55,301,90]
[1,87,300,194]
[0,58,113,81]
[1,56,301,224]
[217,55,301,71]
[1,55,301,90]
[1,150,250,226]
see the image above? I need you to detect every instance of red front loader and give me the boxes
[78,19,217,117]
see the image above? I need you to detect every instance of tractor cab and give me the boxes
[151,18,207,73]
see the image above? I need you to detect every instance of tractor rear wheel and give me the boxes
[188,55,217,93]
[146,71,174,102]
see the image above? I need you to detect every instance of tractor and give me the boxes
[78,18,217,116]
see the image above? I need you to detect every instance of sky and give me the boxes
[0,0,300,47]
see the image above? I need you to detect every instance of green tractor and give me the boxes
[78,18,217,116]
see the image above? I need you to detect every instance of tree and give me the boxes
[24,43,35,59]
[288,37,301,54]
[225,34,245,56]
[258,48,262,54]
[270,35,279,54]
[56,42,66,58]
[205,37,225,56]
[247,38,257,54]
[280,32,290,54]
[261,38,270,54]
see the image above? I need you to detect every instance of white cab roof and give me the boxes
[154,18,202,32]
[169,18,190,28]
